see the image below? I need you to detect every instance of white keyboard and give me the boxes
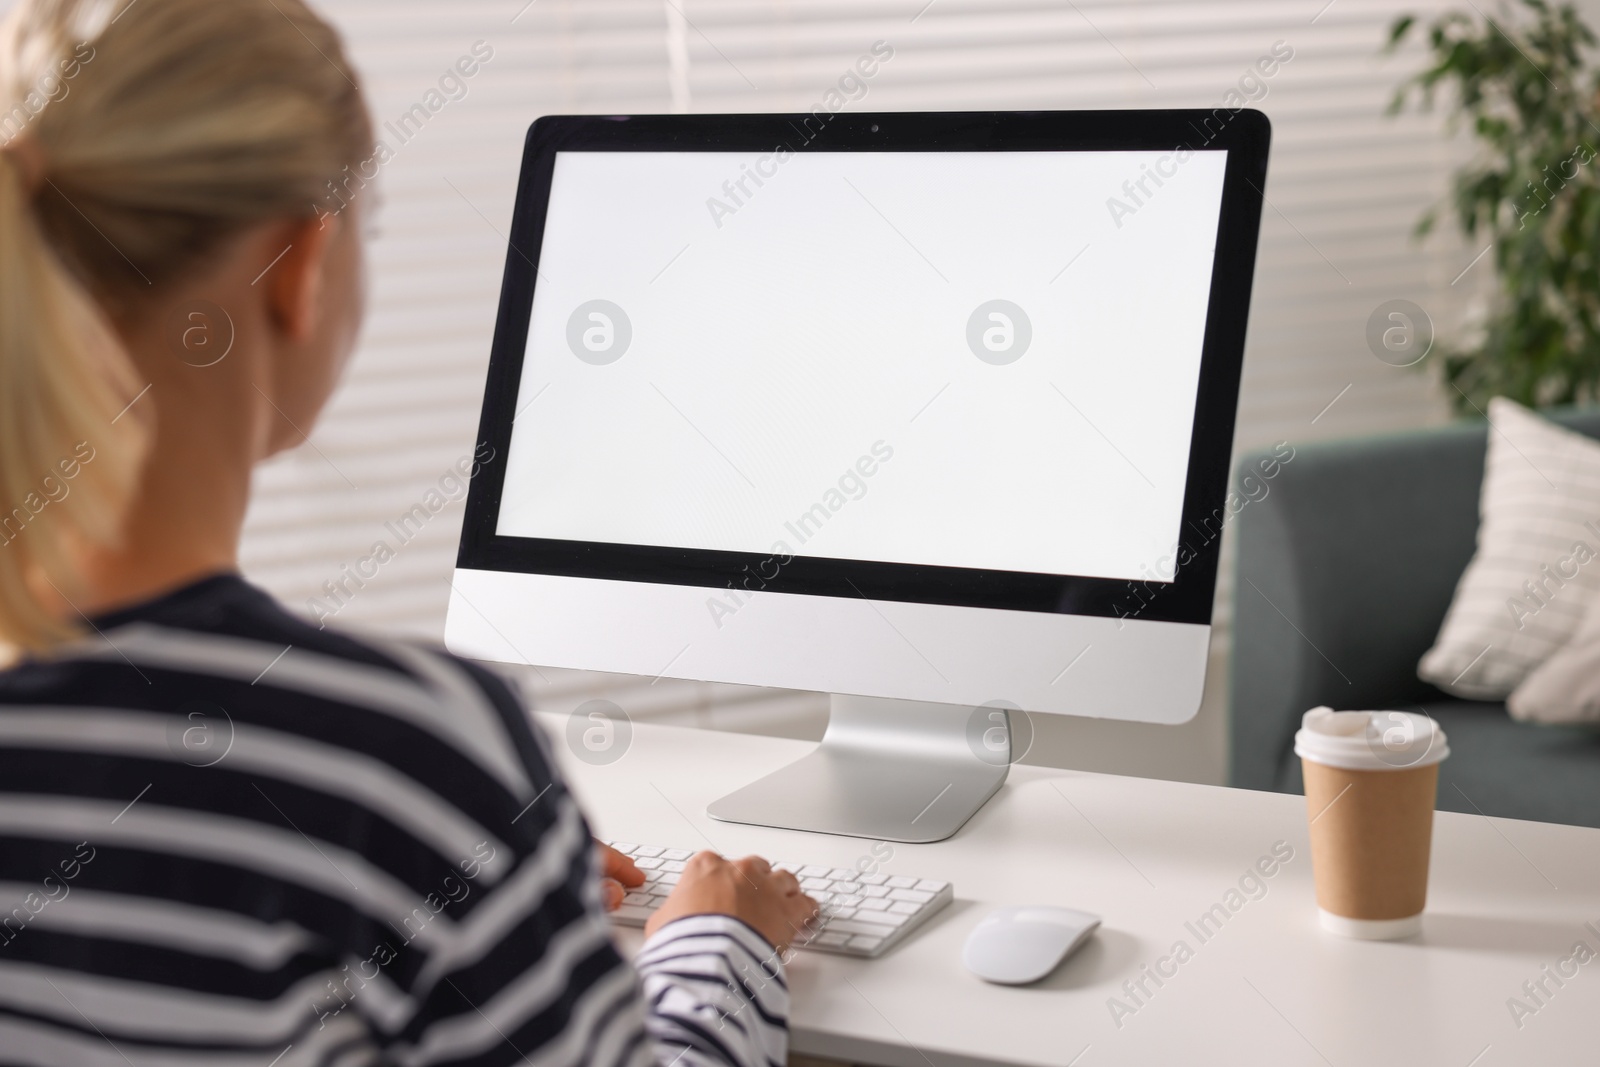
[604,842,953,958]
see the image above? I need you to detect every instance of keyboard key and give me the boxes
[915,879,948,893]
[799,866,830,878]
[812,891,834,904]
[889,888,933,904]
[860,885,890,898]
[848,936,884,953]
[829,918,905,937]
[855,910,908,928]
[656,871,680,885]
[828,869,857,882]
[634,857,663,870]
[662,860,686,873]
[663,849,692,861]
[887,876,918,889]
[623,892,653,906]
[801,878,831,892]
[856,874,888,886]
[613,904,655,922]
[610,843,637,854]
[633,846,664,858]
[890,901,920,915]
[815,932,852,947]
[858,898,891,911]
[833,894,864,908]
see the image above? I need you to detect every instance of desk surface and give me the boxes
[543,713,1600,1067]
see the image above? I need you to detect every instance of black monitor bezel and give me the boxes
[457,109,1269,625]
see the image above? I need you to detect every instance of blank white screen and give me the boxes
[497,149,1226,581]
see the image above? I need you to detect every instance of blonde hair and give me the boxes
[0,0,370,653]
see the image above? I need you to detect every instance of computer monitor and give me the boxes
[448,110,1269,843]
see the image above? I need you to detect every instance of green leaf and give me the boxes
[1388,15,1417,48]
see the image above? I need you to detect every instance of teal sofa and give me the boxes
[1229,409,1600,829]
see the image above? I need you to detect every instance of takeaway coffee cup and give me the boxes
[1294,707,1450,940]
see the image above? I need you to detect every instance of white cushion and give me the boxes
[1417,398,1600,699]
[1508,583,1600,724]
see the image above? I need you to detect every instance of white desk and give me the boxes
[544,714,1600,1067]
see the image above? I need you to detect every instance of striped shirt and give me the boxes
[0,574,789,1067]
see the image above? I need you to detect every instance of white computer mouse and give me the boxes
[962,906,1102,985]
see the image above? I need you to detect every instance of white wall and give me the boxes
[229,0,1564,784]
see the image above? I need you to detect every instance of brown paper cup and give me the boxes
[1295,708,1448,940]
[1303,760,1437,937]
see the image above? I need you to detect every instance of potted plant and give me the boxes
[1388,0,1600,411]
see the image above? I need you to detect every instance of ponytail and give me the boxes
[0,138,145,652]
[0,0,371,655]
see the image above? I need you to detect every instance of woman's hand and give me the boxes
[596,841,645,911]
[645,851,819,954]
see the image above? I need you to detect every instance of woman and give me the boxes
[0,1,816,1064]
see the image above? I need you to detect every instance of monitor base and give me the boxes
[706,694,1010,843]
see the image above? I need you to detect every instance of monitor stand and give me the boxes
[706,694,1011,843]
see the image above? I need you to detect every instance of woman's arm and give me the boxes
[369,654,814,1067]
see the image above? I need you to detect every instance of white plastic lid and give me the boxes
[1293,707,1449,772]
